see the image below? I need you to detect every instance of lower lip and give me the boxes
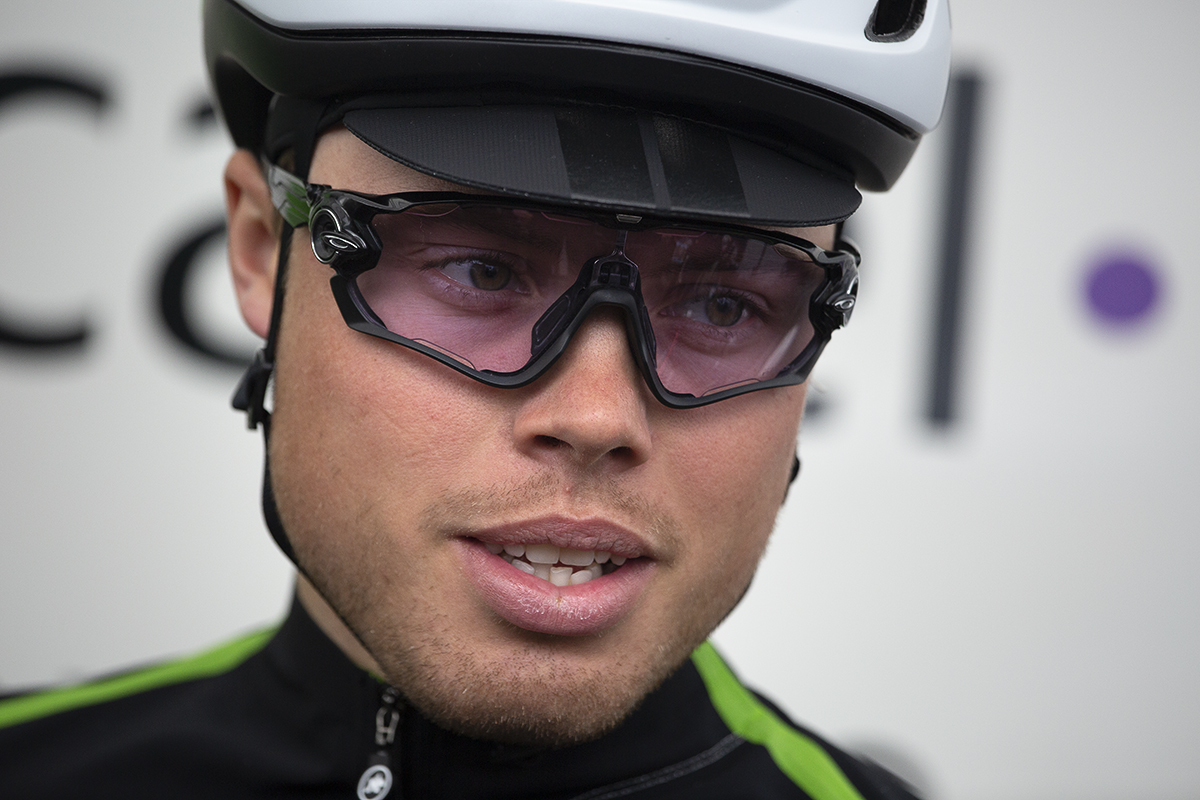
[455,538,654,636]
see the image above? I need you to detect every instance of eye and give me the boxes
[441,257,513,291]
[670,293,749,327]
[468,260,511,290]
[657,283,763,329]
[702,295,746,327]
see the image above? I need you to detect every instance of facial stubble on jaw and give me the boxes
[290,471,766,748]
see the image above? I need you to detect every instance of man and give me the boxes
[0,1,950,797]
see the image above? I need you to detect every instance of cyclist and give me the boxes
[0,1,950,797]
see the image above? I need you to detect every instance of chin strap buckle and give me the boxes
[232,348,274,430]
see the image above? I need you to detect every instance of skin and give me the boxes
[225,129,832,746]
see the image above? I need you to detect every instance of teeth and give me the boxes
[559,548,594,566]
[524,544,560,564]
[490,539,633,586]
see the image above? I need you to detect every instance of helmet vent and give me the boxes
[865,0,926,42]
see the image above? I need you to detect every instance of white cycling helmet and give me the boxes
[204,0,950,227]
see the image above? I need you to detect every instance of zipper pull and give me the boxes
[356,685,402,800]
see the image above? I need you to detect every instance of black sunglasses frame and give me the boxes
[265,164,860,409]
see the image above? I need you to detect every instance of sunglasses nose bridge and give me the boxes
[529,253,660,393]
[559,289,661,394]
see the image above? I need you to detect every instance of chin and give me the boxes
[416,693,640,748]
[373,632,687,748]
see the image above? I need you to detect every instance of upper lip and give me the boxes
[460,516,650,559]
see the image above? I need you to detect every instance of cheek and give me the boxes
[267,253,494,546]
[276,341,496,525]
[639,389,803,649]
[661,387,804,563]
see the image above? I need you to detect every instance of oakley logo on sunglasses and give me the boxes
[310,205,368,264]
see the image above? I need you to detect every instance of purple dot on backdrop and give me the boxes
[1084,251,1161,326]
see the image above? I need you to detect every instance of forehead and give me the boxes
[307,128,838,248]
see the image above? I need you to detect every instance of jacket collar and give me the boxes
[262,593,732,798]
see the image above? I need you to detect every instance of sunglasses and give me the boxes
[266,163,859,409]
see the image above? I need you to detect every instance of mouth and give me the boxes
[481,541,629,586]
[454,518,654,636]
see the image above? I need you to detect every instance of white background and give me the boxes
[2,3,1197,799]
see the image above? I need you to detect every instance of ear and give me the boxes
[224,149,281,339]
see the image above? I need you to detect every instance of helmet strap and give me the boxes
[241,95,343,571]
[260,432,299,566]
[782,453,802,504]
[231,220,304,567]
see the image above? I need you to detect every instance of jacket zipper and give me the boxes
[356,685,402,799]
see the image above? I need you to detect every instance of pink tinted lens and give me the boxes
[355,205,825,395]
[625,230,823,396]
[357,205,597,372]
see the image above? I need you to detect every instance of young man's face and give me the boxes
[230,129,828,746]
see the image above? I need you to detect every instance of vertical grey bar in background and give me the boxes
[926,71,983,427]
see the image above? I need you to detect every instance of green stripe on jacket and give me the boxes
[0,626,276,730]
[691,641,865,800]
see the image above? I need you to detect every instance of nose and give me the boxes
[512,306,653,473]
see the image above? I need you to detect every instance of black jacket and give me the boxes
[0,597,917,799]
